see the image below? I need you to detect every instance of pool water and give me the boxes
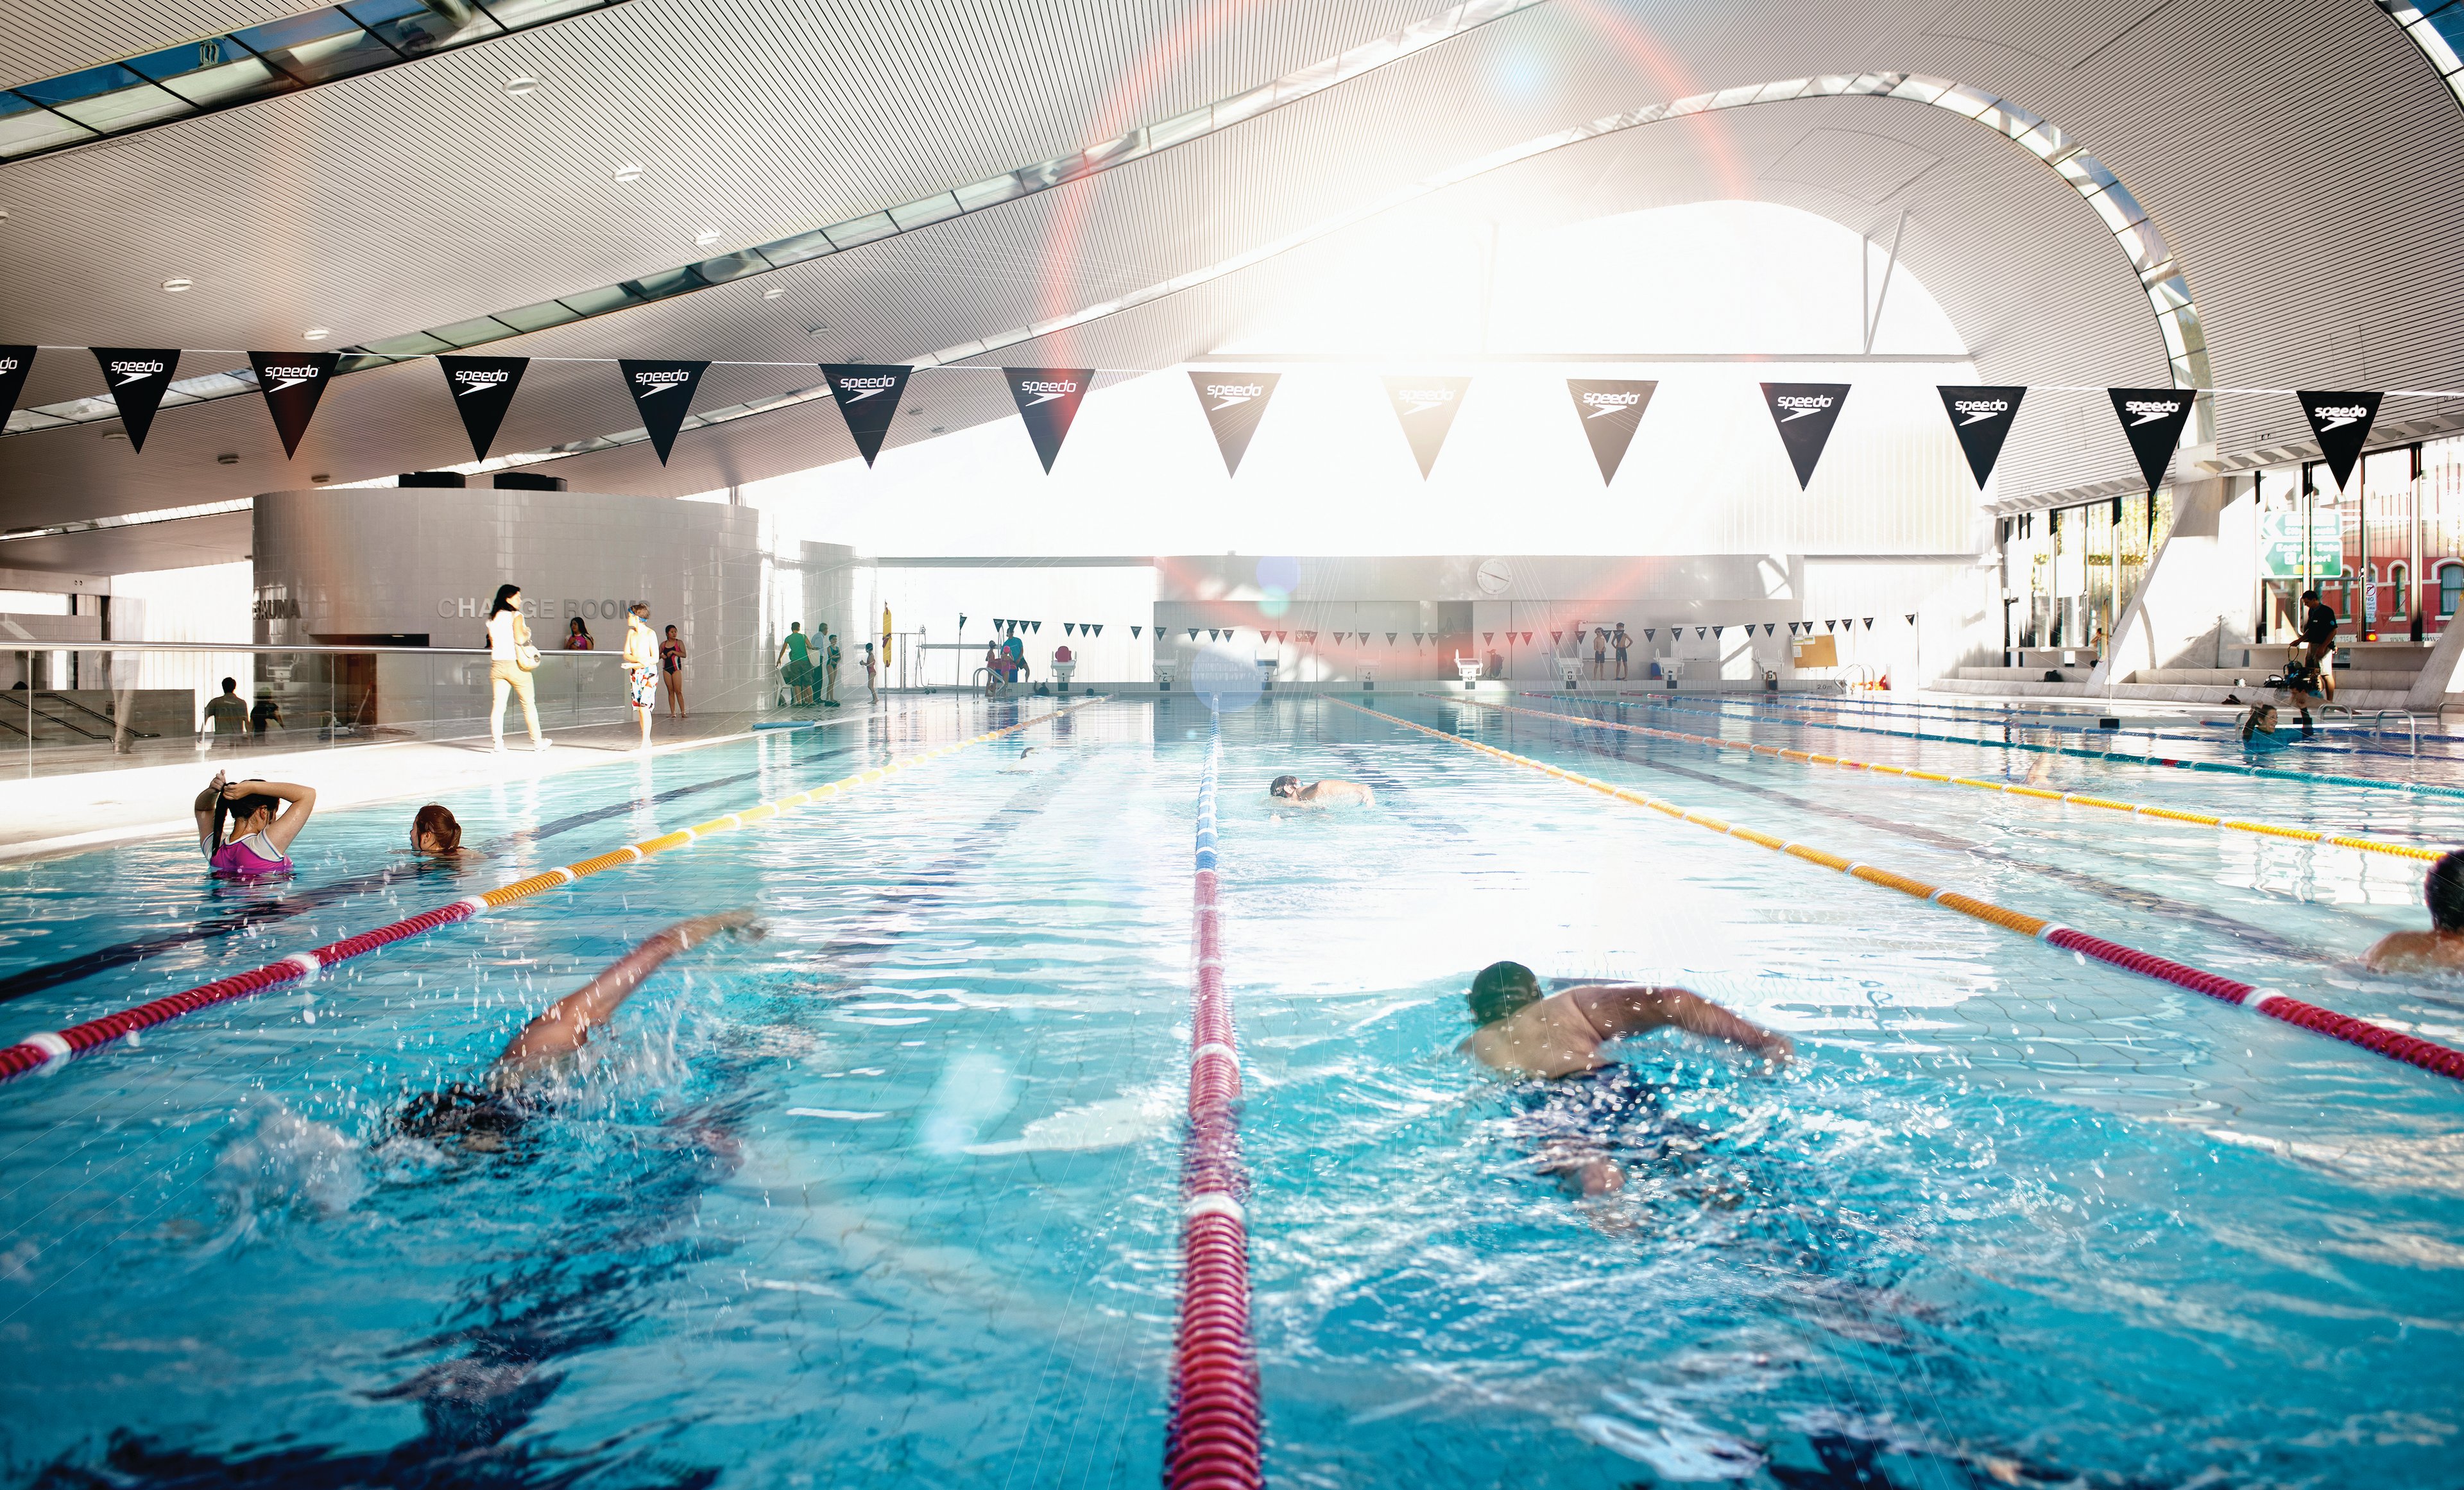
[3,693,2461,1488]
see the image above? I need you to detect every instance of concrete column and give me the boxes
[2087,475,2249,693]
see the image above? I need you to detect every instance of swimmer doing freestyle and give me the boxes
[397,911,761,1146]
[1460,960,1793,1197]
[1269,774,1373,807]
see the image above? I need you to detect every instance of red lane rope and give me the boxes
[0,699,1103,1084]
[1165,724,1263,1490]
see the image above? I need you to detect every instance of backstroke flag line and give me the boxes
[1935,385,2026,490]
[1007,368,1095,472]
[2297,390,2383,493]
[438,355,529,461]
[2105,386,2196,497]
[1564,379,1657,485]
[90,347,182,453]
[1759,382,1850,490]
[1189,370,1282,476]
[823,364,913,467]
[620,359,711,465]
[1383,375,1472,478]
[248,351,341,458]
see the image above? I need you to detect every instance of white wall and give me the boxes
[109,561,255,729]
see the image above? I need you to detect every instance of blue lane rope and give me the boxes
[1532,692,2464,801]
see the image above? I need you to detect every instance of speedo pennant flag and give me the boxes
[1188,370,1281,476]
[247,351,341,458]
[1564,379,1657,485]
[619,359,710,465]
[1005,368,1094,472]
[90,347,182,452]
[437,355,529,461]
[1935,385,2026,490]
[0,347,35,427]
[1759,382,1850,490]
[2105,387,2196,496]
[821,364,912,467]
[2297,390,2383,493]
[1382,375,1472,478]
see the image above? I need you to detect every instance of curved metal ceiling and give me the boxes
[3,0,2462,542]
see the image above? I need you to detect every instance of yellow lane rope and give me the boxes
[1323,696,2464,1084]
[1460,695,2446,864]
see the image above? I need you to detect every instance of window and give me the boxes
[2441,562,2462,618]
[2391,561,2410,616]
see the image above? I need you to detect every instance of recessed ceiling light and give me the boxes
[162,277,192,292]
[906,407,921,415]
[805,325,830,336]
[612,164,644,183]
[694,228,720,246]
[103,430,126,440]
[931,425,945,433]
[504,74,540,96]
[302,326,330,341]
[216,452,239,465]
[311,473,330,483]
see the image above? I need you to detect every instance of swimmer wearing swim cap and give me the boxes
[397,911,762,1148]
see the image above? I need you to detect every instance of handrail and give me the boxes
[37,690,156,738]
[2374,709,2421,758]
[8,641,606,657]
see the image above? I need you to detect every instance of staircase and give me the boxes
[1931,642,2434,710]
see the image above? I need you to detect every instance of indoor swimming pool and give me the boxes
[3,692,2461,1488]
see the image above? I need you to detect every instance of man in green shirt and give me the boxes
[202,676,250,746]
[776,623,814,706]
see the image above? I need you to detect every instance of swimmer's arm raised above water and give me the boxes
[492,911,762,1074]
[1568,983,1795,1066]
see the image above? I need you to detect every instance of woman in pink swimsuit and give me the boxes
[193,770,317,877]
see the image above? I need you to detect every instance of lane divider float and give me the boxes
[1165,721,1263,1490]
[1702,688,2463,761]
[1333,698,2464,1084]
[0,698,1108,1084]
[1570,690,2464,800]
[1489,694,2447,862]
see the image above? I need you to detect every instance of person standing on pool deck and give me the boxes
[622,602,658,751]
[1611,623,1632,680]
[823,631,842,706]
[1591,628,1607,680]
[2362,850,2464,973]
[1460,961,1792,1195]
[485,584,551,753]
[662,625,688,719]
[193,770,316,876]
[203,676,250,747]
[778,622,814,708]
[2300,589,2338,702]
[395,911,762,1146]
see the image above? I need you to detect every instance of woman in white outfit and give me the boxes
[485,583,552,753]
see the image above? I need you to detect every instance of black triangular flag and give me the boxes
[90,347,182,452]
[1007,368,1093,472]
[2297,391,2383,493]
[1093,624,1102,637]
[620,359,710,465]
[1936,385,2026,490]
[1643,629,1654,640]
[1760,382,1850,490]
[1826,621,1836,632]
[1030,621,1040,633]
[2106,387,2196,497]
[1905,613,1916,624]
[1863,617,1874,629]
[1063,623,1074,636]
[248,351,341,459]
[822,364,912,467]
[1382,375,1472,478]
[1131,626,1142,638]
[0,347,37,426]
[437,355,529,461]
[1187,629,1199,640]
[1189,370,1281,476]
[1565,379,1657,484]
[1387,632,1397,644]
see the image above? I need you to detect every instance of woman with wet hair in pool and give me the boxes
[396,911,762,1147]
[192,769,316,877]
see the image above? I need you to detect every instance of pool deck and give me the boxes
[0,705,897,864]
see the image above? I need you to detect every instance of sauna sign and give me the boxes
[2257,510,2341,579]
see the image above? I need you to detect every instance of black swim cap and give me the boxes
[1469,961,1544,1025]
